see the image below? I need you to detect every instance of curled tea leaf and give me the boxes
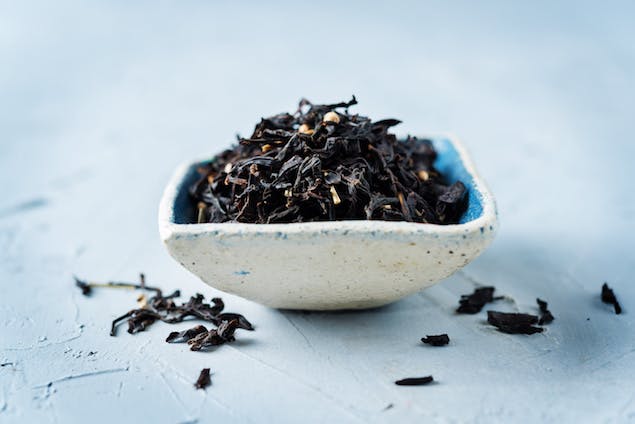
[166,325,209,343]
[194,368,211,389]
[215,313,254,331]
[77,275,254,350]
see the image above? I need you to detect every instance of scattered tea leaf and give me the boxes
[74,275,162,297]
[214,313,254,331]
[487,311,543,335]
[109,290,252,338]
[421,334,450,346]
[188,329,225,351]
[601,283,622,314]
[75,275,254,353]
[456,287,500,314]
[395,376,434,386]
[75,277,92,295]
[166,325,209,343]
[194,368,211,389]
[536,298,555,325]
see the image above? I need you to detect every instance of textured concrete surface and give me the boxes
[1,1,634,423]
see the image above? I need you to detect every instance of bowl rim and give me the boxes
[159,134,498,240]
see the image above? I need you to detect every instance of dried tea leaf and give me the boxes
[77,275,254,352]
[456,287,499,314]
[75,276,163,298]
[215,313,254,331]
[536,298,555,325]
[395,376,434,386]
[189,330,226,351]
[194,368,211,389]
[421,334,450,346]
[601,283,622,314]
[487,311,543,335]
[166,325,209,343]
[75,277,92,296]
[436,181,467,224]
[216,319,239,342]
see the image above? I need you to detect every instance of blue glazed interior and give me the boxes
[172,138,483,225]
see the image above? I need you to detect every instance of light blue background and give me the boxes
[1,1,634,423]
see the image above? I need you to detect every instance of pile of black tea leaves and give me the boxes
[190,97,468,224]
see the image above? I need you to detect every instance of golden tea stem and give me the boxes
[89,282,137,290]
[197,202,206,224]
[298,124,314,134]
[330,186,341,205]
[323,111,340,124]
[137,293,148,308]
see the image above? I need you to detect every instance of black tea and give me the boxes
[421,334,450,346]
[536,298,555,325]
[195,368,211,390]
[601,283,622,315]
[395,376,434,386]
[190,97,468,225]
[456,287,500,314]
[487,311,543,335]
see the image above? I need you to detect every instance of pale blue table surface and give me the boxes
[1,1,634,423]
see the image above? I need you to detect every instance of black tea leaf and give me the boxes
[421,334,450,346]
[487,311,543,335]
[395,376,434,386]
[536,298,555,325]
[195,368,211,390]
[166,325,209,343]
[75,275,254,353]
[456,287,499,314]
[601,283,622,314]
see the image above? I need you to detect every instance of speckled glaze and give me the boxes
[159,136,498,310]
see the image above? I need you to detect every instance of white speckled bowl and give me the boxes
[159,136,498,310]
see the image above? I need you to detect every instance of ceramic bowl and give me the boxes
[159,136,498,310]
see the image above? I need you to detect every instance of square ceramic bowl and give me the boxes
[159,136,498,310]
